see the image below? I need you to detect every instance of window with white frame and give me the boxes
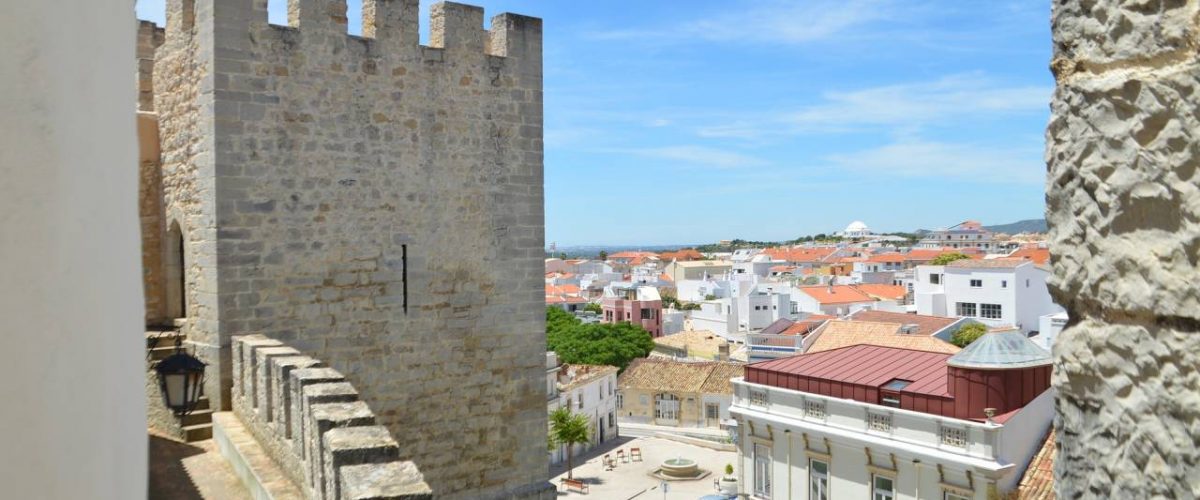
[616,393,623,409]
[804,399,826,419]
[1001,280,1008,288]
[940,425,968,448]
[955,302,977,317]
[576,393,583,410]
[980,303,1002,319]
[749,389,769,407]
[970,279,983,288]
[930,273,941,284]
[754,443,772,499]
[873,474,895,500]
[944,491,971,500]
[868,412,893,432]
[654,394,679,420]
[809,459,829,500]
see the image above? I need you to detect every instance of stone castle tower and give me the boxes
[139,0,550,497]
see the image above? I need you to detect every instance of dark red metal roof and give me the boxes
[748,345,953,397]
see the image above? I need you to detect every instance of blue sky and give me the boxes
[136,1,1053,246]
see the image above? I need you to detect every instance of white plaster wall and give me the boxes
[0,2,146,498]
[944,268,1018,328]
[1014,266,1063,334]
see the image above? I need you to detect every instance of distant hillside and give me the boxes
[984,219,1047,234]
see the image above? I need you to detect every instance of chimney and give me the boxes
[718,343,730,361]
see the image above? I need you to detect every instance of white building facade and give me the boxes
[550,364,620,465]
[731,379,1054,500]
[914,260,1064,335]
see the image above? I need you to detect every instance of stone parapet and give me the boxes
[231,335,432,499]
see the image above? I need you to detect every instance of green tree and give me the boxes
[547,306,579,334]
[597,250,608,261]
[660,291,680,310]
[546,308,655,371]
[583,302,602,314]
[930,252,972,266]
[950,322,988,347]
[549,406,591,479]
[680,302,702,311]
[704,294,717,301]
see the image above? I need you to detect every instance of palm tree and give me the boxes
[549,406,591,479]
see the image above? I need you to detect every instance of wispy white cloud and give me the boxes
[696,74,1050,140]
[627,145,768,169]
[588,0,891,45]
[824,139,1044,184]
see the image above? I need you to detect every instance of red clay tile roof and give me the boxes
[660,249,704,261]
[619,358,744,395]
[764,247,837,264]
[867,253,906,263]
[1009,247,1051,265]
[847,310,959,336]
[798,285,875,305]
[782,317,830,336]
[854,284,907,301]
[748,344,953,397]
[807,320,960,354]
[1014,429,1056,499]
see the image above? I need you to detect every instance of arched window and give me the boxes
[165,221,186,320]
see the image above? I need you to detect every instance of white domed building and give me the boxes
[842,220,871,239]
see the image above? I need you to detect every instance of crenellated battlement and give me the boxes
[156,0,540,63]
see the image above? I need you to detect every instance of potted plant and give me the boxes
[719,463,738,495]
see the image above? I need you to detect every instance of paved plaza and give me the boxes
[549,435,738,499]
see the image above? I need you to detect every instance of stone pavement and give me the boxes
[148,430,251,500]
[550,436,738,499]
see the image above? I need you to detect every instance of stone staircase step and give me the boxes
[194,396,210,411]
[181,408,213,427]
[147,345,179,362]
[184,423,213,442]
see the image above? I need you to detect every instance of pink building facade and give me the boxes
[602,285,663,337]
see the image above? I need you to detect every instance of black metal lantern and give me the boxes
[155,339,206,417]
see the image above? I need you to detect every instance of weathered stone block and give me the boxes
[232,334,281,408]
[290,367,347,457]
[1046,61,1200,319]
[321,426,400,500]
[297,382,360,452]
[255,346,301,419]
[338,461,432,500]
[1052,0,1197,70]
[1053,315,1200,498]
[269,355,322,434]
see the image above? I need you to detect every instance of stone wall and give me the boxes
[152,1,551,497]
[138,21,170,326]
[232,335,432,499]
[1047,1,1200,497]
